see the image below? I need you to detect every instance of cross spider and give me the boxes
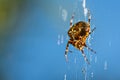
[65,10,96,64]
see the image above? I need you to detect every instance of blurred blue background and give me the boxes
[0,0,120,80]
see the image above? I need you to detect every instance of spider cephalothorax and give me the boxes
[65,11,96,64]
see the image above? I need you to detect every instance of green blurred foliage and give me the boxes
[0,0,27,55]
[0,0,25,37]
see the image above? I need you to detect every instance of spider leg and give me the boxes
[65,40,72,62]
[70,13,75,28]
[89,27,96,35]
[81,49,90,64]
[87,9,91,24]
[85,44,96,54]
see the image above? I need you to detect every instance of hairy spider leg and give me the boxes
[76,40,90,64]
[85,44,96,54]
[89,27,96,35]
[65,39,90,64]
[81,49,90,64]
[70,13,75,28]
[87,27,96,54]
[87,9,91,24]
[65,40,73,62]
[87,10,96,35]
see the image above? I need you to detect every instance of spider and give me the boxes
[65,10,96,64]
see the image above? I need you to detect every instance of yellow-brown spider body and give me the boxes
[65,11,96,64]
[68,21,90,50]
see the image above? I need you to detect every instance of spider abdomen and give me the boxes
[68,21,90,40]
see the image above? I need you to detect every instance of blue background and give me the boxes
[1,0,120,80]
